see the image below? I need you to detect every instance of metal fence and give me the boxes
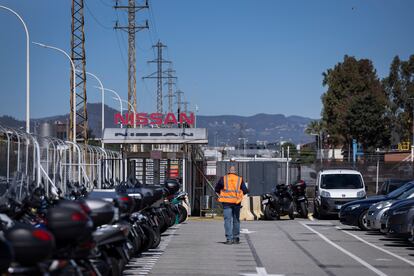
[0,125,121,197]
[303,160,414,196]
[216,161,300,196]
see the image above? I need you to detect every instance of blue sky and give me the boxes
[1,0,414,121]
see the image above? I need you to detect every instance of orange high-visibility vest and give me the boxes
[218,174,244,204]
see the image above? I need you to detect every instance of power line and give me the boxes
[114,0,149,114]
[85,1,112,29]
[143,41,171,113]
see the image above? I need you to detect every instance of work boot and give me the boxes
[224,240,233,245]
[233,237,240,244]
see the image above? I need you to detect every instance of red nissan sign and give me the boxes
[114,112,195,127]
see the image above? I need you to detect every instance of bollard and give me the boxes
[251,196,264,219]
[240,196,254,221]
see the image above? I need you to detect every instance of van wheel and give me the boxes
[358,210,369,231]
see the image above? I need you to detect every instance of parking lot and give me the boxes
[125,217,414,276]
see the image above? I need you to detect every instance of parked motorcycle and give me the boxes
[262,183,295,220]
[169,191,188,224]
[290,180,308,218]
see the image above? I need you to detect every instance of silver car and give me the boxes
[367,185,414,231]
[367,201,392,230]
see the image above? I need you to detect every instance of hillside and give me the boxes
[0,104,315,144]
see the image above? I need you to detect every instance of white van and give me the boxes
[313,169,366,218]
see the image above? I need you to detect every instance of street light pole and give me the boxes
[82,71,105,147]
[1,6,30,133]
[94,87,123,128]
[33,42,76,143]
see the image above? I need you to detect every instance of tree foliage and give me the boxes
[382,55,414,143]
[321,55,390,152]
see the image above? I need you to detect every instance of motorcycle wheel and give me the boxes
[150,226,161,249]
[109,256,122,276]
[313,203,320,219]
[300,201,308,218]
[166,206,176,227]
[140,224,155,252]
[288,204,295,220]
[264,205,280,220]
[178,205,188,223]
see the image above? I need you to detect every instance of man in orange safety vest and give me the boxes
[215,165,249,244]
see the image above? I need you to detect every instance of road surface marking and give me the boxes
[375,258,392,262]
[300,222,388,276]
[240,267,285,276]
[336,226,414,266]
[241,228,256,234]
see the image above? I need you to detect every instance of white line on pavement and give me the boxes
[300,222,388,276]
[240,267,285,276]
[336,226,414,266]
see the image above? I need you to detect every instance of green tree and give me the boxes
[382,55,414,144]
[305,120,324,136]
[321,55,390,152]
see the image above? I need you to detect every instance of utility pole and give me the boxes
[183,101,189,114]
[175,90,184,113]
[114,0,149,115]
[165,67,177,113]
[143,41,171,113]
[71,0,88,143]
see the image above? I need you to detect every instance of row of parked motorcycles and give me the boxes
[0,175,188,275]
[261,180,309,220]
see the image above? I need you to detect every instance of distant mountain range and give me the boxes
[0,103,315,145]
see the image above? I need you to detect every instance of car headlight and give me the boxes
[392,209,409,215]
[320,190,331,198]
[357,190,366,198]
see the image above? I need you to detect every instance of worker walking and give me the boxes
[215,165,249,244]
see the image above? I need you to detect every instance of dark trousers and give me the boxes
[223,204,241,240]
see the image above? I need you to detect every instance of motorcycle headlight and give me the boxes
[357,190,366,198]
[320,190,331,198]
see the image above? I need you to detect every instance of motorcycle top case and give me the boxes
[116,194,136,214]
[125,186,164,208]
[46,203,93,243]
[291,182,306,194]
[85,199,115,227]
[164,179,180,196]
[0,238,13,271]
[5,223,55,265]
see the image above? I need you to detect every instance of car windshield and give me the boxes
[320,174,363,189]
[387,182,414,198]
[396,186,414,199]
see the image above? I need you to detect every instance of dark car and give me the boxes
[386,198,414,238]
[378,179,411,195]
[339,181,414,230]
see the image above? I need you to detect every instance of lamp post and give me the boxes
[1,6,30,133]
[311,133,322,165]
[238,137,248,157]
[80,71,105,147]
[33,42,76,143]
[94,87,123,128]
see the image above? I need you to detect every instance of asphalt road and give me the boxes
[123,217,414,276]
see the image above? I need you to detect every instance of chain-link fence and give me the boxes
[300,159,414,198]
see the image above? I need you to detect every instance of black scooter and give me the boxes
[262,184,294,220]
[290,180,308,218]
